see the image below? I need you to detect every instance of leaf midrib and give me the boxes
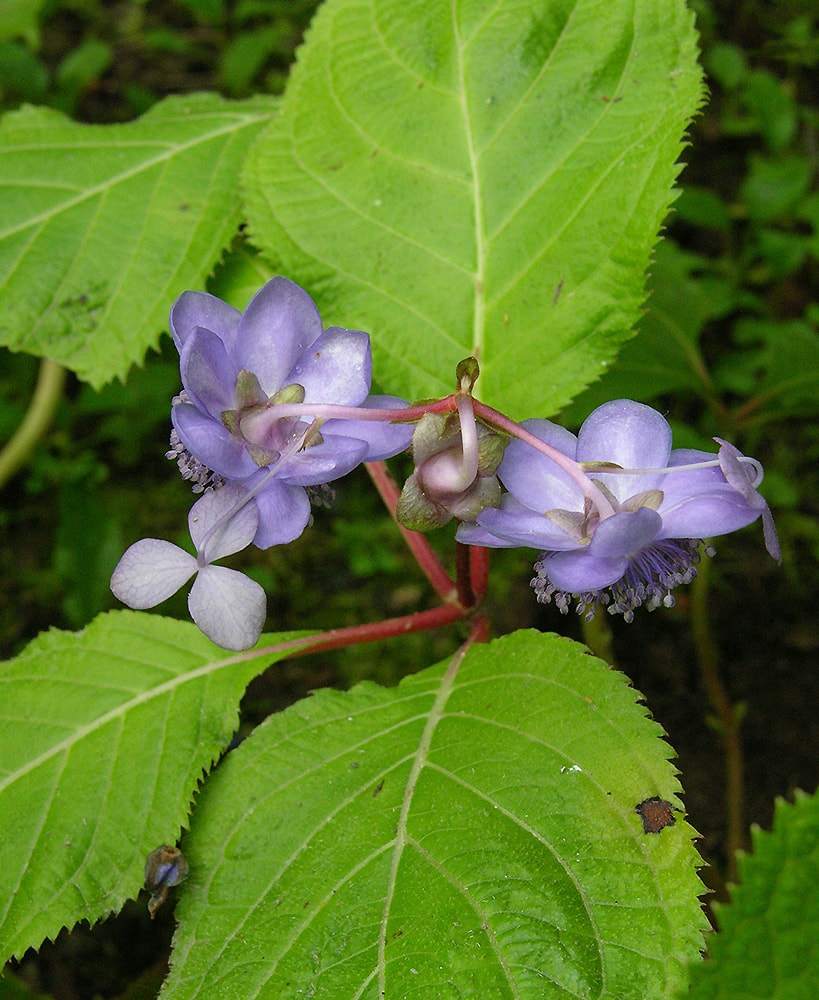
[0,651,251,795]
[375,640,470,993]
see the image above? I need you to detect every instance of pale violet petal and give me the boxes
[188,484,259,561]
[497,419,581,512]
[188,565,267,650]
[169,290,241,352]
[235,277,323,395]
[292,327,372,405]
[178,326,236,417]
[577,400,671,500]
[658,487,761,539]
[589,508,661,559]
[540,549,628,592]
[250,479,312,548]
[277,434,369,486]
[469,497,583,550]
[110,539,196,609]
[172,402,257,480]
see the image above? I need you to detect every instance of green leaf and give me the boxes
[0,41,49,102]
[219,27,283,96]
[741,71,798,153]
[0,611,300,962]
[717,318,819,420]
[0,94,275,388]
[243,0,703,418]
[685,789,819,1000]
[208,237,275,310]
[674,185,732,231]
[54,38,113,98]
[160,630,706,999]
[559,240,735,422]
[704,43,748,92]
[0,0,46,47]
[0,969,41,999]
[742,154,812,224]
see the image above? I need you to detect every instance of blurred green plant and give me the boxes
[0,0,321,120]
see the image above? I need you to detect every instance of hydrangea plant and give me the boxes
[113,298,778,650]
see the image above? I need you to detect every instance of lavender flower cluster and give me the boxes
[111,278,779,649]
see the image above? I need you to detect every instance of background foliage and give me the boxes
[0,0,817,997]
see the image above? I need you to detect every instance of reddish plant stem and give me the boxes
[455,542,474,607]
[266,602,469,660]
[467,612,491,645]
[468,545,490,602]
[365,460,457,601]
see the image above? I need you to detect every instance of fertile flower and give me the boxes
[168,277,412,548]
[456,400,777,620]
[110,484,266,650]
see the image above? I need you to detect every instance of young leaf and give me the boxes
[0,611,301,962]
[685,789,819,1000]
[243,0,703,418]
[0,94,274,388]
[161,630,706,999]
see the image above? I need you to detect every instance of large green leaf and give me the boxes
[0,611,298,961]
[685,789,819,1000]
[161,630,706,999]
[0,94,274,388]
[243,0,702,417]
[559,240,736,423]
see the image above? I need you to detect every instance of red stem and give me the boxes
[258,395,493,665]
[468,613,491,644]
[260,602,469,659]
[455,542,474,607]
[468,545,490,601]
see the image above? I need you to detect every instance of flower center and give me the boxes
[221,375,321,468]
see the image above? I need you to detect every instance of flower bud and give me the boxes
[396,412,506,531]
[144,844,188,919]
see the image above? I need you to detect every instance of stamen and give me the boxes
[531,539,713,622]
[307,483,335,509]
[166,428,224,494]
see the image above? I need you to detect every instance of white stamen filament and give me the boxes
[582,454,763,487]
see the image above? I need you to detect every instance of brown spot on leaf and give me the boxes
[636,796,677,833]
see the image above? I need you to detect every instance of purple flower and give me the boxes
[456,400,777,620]
[168,277,411,548]
[110,484,266,650]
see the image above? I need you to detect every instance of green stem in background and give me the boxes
[0,358,67,491]
[690,548,747,885]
